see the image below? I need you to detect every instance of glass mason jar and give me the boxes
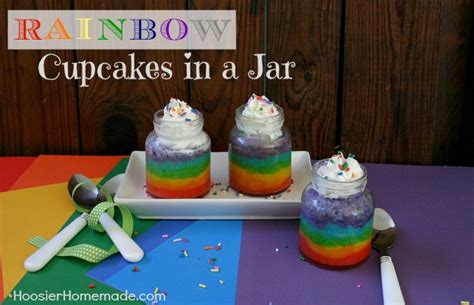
[145,110,211,198]
[299,159,374,268]
[228,105,292,195]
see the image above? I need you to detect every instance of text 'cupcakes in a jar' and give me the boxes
[299,152,374,268]
[229,94,292,196]
[145,98,211,198]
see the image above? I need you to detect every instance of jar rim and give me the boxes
[312,158,368,184]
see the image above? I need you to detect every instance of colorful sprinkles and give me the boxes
[169,238,230,291]
[208,181,292,199]
[208,258,218,264]
[166,98,196,118]
[335,151,351,172]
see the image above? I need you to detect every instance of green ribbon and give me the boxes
[28,182,135,263]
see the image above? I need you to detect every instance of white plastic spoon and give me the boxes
[24,174,143,272]
[73,173,144,263]
[372,208,405,305]
[24,214,88,272]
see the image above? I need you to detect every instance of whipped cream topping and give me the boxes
[312,153,367,199]
[154,98,208,151]
[242,94,279,118]
[158,132,209,151]
[317,152,364,182]
[163,98,199,122]
[236,94,284,141]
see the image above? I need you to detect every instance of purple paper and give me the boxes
[235,164,474,305]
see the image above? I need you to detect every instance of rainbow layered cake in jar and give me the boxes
[229,94,291,196]
[299,152,374,268]
[145,98,211,198]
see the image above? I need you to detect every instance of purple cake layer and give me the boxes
[146,145,209,162]
[301,186,374,228]
[229,128,292,159]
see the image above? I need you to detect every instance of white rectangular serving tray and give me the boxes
[115,151,312,219]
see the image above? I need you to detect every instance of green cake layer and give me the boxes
[300,216,373,247]
[146,152,210,179]
[229,150,291,174]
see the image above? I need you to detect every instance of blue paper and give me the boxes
[88,220,243,305]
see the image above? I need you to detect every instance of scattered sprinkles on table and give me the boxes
[169,239,230,291]
[265,194,283,200]
[172,181,292,199]
[208,258,218,265]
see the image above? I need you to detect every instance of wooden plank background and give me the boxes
[1,0,473,165]
[1,0,79,155]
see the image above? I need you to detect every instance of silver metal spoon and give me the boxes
[96,174,124,204]
[372,208,405,305]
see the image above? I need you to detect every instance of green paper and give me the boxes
[28,199,136,263]
[4,158,157,305]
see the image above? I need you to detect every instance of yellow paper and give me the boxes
[0,179,101,295]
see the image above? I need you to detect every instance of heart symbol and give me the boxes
[184,52,191,59]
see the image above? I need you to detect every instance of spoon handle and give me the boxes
[99,213,144,262]
[381,255,405,305]
[24,214,88,272]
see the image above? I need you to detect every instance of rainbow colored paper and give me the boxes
[2,157,473,305]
